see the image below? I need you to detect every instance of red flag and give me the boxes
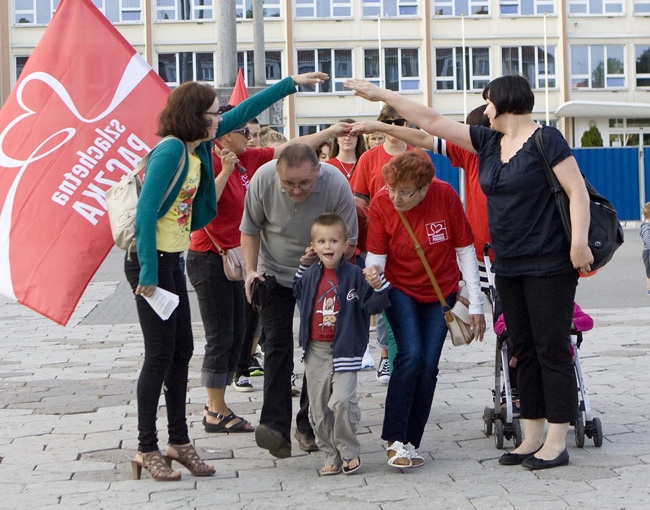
[0,0,171,325]
[229,68,249,106]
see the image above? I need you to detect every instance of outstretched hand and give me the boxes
[343,79,385,102]
[349,120,384,136]
[327,121,354,138]
[292,72,329,87]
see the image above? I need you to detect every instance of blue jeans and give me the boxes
[124,251,193,453]
[186,250,245,389]
[382,288,454,449]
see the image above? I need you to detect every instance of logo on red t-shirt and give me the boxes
[426,221,448,244]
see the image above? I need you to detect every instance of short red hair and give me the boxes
[382,150,434,190]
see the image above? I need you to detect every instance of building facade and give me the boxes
[2,0,650,146]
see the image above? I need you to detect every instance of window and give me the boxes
[362,0,418,16]
[156,0,212,21]
[434,47,490,91]
[634,0,650,13]
[636,45,650,87]
[364,48,420,91]
[158,52,214,86]
[15,56,29,81]
[499,0,554,15]
[235,0,280,18]
[502,46,556,88]
[609,118,650,146]
[569,0,622,14]
[297,49,352,92]
[237,50,283,86]
[571,45,625,89]
[298,124,332,136]
[296,0,351,17]
[91,0,142,22]
[433,0,489,16]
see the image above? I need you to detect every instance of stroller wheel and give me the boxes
[483,407,494,436]
[593,417,603,447]
[513,418,523,448]
[574,409,585,448]
[494,419,505,449]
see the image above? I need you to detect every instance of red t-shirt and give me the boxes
[309,267,340,342]
[189,147,274,252]
[366,179,474,302]
[351,144,414,201]
[325,157,357,183]
[444,141,490,259]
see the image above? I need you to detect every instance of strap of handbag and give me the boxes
[202,227,227,256]
[396,209,449,310]
[534,127,564,195]
[124,135,187,211]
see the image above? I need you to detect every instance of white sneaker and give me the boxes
[376,356,390,384]
[361,345,375,370]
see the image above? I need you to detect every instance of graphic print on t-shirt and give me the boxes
[316,279,339,331]
[426,220,448,244]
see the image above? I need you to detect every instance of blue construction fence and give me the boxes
[427,147,649,222]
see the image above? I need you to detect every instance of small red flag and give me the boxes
[229,68,250,106]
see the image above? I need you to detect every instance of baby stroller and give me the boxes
[481,244,604,449]
[481,244,522,449]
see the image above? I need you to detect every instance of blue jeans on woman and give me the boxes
[382,287,455,449]
[124,251,193,453]
[186,250,245,389]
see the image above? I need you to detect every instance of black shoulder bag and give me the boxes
[534,127,624,271]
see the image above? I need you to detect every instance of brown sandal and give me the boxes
[164,444,215,476]
[131,450,181,481]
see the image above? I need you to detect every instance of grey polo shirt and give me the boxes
[240,161,358,288]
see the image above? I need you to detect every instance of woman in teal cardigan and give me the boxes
[126,81,220,482]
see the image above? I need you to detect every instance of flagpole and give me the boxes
[378,14,384,90]
[461,14,467,121]
[544,13,549,125]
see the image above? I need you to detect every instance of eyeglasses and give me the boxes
[280,175,318,192]
[387,186,420,198]
[233,127,252,139]
[381,118,407,127]
[206,105,230,118]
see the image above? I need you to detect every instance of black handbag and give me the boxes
[534,128,624,271]
[250,274,277,312]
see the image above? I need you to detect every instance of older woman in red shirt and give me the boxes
[365,151,485,468]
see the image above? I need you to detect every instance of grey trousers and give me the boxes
[304,340,361,466]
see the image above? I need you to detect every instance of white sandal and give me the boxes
[386,441,412,468]
[405,442,425,468]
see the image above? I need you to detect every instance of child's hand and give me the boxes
[363,264,383,289]
[300,247,318,266]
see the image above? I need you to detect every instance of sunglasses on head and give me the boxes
[381,118,407,126]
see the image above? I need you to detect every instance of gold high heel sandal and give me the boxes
[131,450,182,481]
[164,444,215,476]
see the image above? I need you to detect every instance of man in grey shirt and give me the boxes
[241,143,358,458]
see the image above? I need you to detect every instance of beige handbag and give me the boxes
[397,210,475,346]
[202,228,246,282]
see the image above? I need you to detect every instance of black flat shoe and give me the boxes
[521,449,569,470]
[499,447,541,466]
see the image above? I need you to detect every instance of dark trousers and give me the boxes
[186,250,245,389]
[258,284,296,440]
[235,301,259,379]
[124,251,193,453]
[495,273,578,423]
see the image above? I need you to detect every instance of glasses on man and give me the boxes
[280,175,318,192]
[387,186,420,198]
[233,127,252,139]
[381,118,407,127]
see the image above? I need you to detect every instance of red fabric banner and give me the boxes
[229,68,249,106]
[0,0,170,325]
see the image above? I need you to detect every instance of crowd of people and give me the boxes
[124,71,594,481]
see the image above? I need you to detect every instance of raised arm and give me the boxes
[271,122,352,158]
[344,79,475,154]
[351,120,434,150]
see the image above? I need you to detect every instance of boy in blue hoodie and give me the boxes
[293,213,390,476]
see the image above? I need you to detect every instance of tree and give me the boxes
[581,125,604,147]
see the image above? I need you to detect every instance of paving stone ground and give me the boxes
[1,239,650,509]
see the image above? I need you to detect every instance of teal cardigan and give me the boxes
[135,75,298,285]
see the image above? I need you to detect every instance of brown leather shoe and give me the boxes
[294,430,319,452]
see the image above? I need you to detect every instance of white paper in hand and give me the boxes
[143,287,179,320]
